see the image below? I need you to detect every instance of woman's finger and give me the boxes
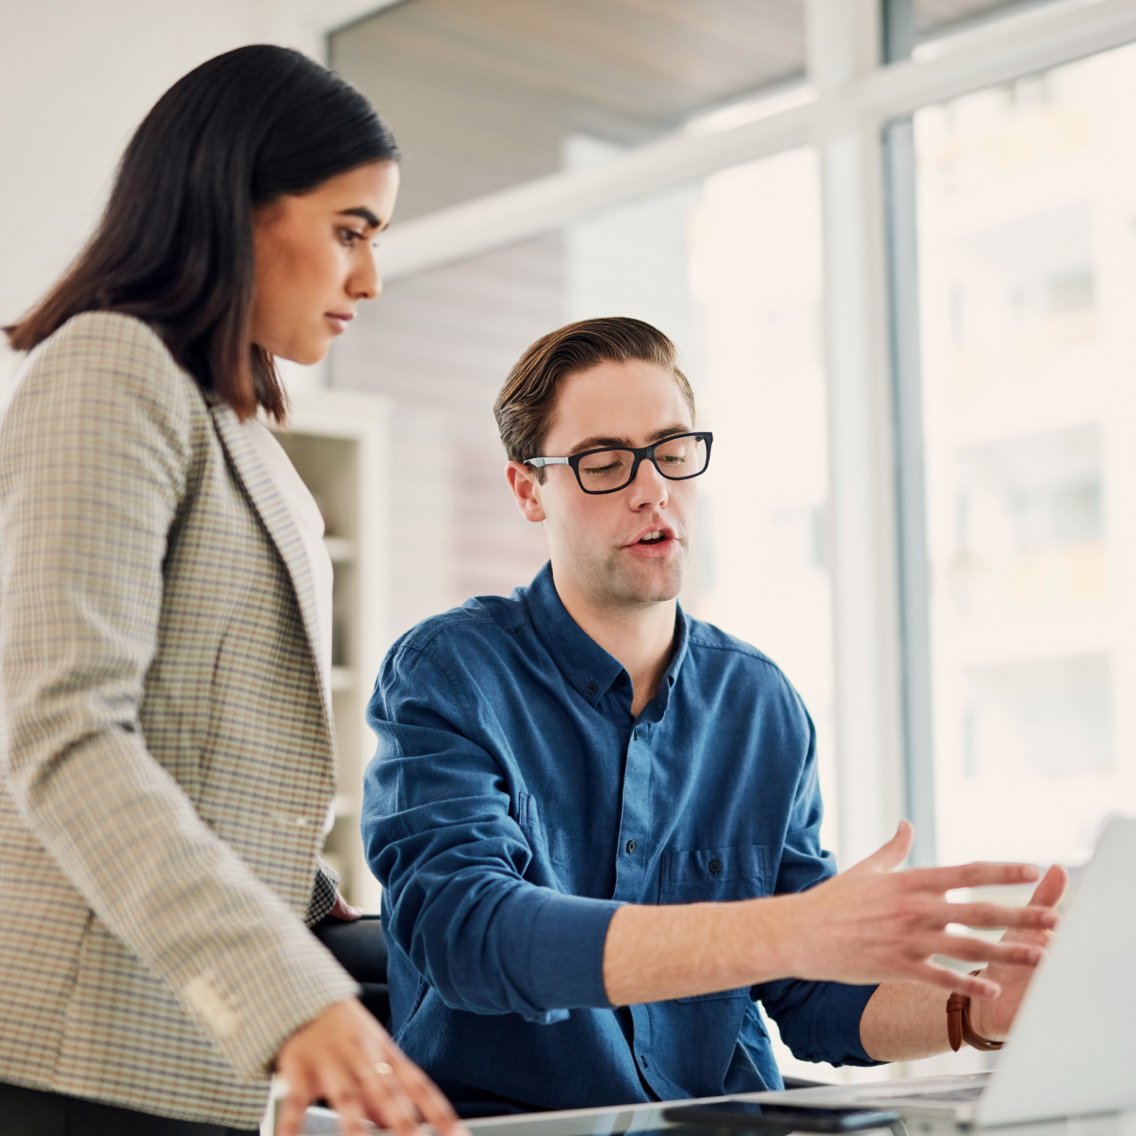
[274,1072,313,1136]
[378,1050,465,1135]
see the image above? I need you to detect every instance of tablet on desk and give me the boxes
[288,1107,686,1136]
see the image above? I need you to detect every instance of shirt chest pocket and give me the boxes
[659,843,774,904]
[660,843,773,1003]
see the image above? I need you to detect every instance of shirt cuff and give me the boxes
[306,859,341,927]
[813,981,881,1066]
[519,891,623,1010]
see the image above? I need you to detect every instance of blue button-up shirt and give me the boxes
[362,564,878,1117]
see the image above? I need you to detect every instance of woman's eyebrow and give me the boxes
[338,206,383,229]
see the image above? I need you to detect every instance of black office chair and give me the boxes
[313,913,391,1026]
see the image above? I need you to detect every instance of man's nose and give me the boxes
[627,455,669,507]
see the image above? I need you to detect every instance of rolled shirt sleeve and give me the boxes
[364,642,620,1020]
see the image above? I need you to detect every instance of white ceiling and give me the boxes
[331,0,807,220]
[325,0,1053,221]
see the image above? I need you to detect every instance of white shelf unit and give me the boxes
[272,388,390,913]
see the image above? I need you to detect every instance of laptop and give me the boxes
[761,815,1136,1129]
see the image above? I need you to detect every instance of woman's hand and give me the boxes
[274,999,464,1136]
[327,892,363,921]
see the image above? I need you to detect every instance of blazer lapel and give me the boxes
[208,401,332,724]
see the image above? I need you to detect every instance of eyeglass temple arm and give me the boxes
[523,456,571,469]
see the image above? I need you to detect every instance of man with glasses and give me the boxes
[361,317,1064,1117]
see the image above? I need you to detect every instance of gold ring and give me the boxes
[373,1061,394,1076]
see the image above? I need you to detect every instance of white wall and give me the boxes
[0,0,386,392]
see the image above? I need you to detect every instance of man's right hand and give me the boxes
[773,820,1057,997]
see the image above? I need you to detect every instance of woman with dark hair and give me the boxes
[0,45,460,1136]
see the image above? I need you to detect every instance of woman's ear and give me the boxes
[506,461,546,523]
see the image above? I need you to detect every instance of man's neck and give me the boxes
[557,587,677,717]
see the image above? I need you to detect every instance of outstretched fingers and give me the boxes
[905,958,1003,998]
[943,899,1058,932]
[1027,863,1069,913]
[910,861,1042,892]
[929,931,1043,968]
[847,820,915,875]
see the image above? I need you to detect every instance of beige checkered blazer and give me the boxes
[0,312,360,1128]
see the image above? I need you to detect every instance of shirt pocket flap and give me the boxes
[660,843,773,903]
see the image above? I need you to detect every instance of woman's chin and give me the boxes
[263,342,329,368]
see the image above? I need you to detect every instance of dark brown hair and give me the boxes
[4,44,400,421]
[494,316,696,468]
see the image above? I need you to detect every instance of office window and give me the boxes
[912,42,1136,866]
[330,0,806,222]
[690,151,830,774]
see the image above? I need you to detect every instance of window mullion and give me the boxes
[807,0,907,865]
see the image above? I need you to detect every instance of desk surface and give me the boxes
[295,1093,1136,1136]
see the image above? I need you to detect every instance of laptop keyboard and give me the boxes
[881,1083,985,1104]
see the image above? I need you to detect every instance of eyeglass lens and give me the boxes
[577,434,708,492]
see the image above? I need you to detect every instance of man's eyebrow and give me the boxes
[568,425,693,454]
[338,206,384,229]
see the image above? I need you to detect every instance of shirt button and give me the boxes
[625,840,637,854]
[639,1054,650,1068]
[708,858,723,876]
[586,681,598,694]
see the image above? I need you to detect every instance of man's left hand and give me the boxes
[970,863,1068,1041]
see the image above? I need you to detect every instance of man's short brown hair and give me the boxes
[494,316,696,467]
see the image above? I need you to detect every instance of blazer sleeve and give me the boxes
[308,857,342,927]
[0,314,358,1077]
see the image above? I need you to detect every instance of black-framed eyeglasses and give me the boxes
[524,431,713,495]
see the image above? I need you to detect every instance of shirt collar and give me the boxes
[663,603,691,689]
[522,562,690,708]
